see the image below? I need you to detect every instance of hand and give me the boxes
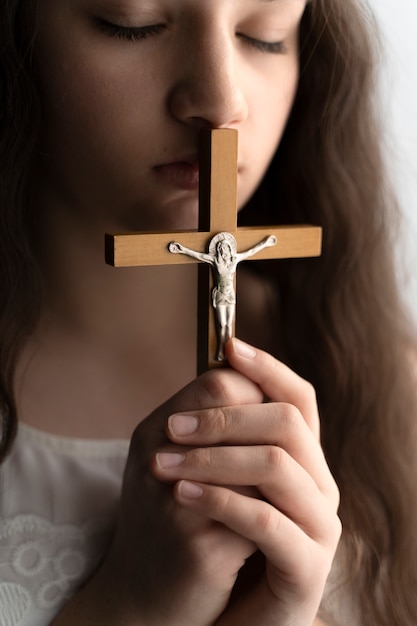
[152,338,341,626]
[97,363,264,626]
[168,241,184,254]
[265,235,277,246]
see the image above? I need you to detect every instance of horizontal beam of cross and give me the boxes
[105,225,322,267]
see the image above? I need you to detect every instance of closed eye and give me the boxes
[237,33,287,54]
[94,18,166,42]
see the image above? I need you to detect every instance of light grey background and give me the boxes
[369,1,417,314]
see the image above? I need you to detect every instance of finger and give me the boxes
[152,445,337,541]
[165,403,336,499]
[129,367,263,452]
[154,370,258,429]
[153,367,262,427]
[173,481,341,587]
[225,338,320,438]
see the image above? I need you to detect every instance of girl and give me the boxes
[0,1,416,625]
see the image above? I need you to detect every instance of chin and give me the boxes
[159,199,200,232]
[119,206,199,234]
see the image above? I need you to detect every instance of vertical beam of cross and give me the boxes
[197,129,238,371]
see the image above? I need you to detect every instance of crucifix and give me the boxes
[105,129,322,374]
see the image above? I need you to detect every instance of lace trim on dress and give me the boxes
[0,513,113,626]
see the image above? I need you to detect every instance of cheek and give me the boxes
[38,60,138,155]
[260,58,299,141]
[34,22,161,161]
[239,62,298,207]
[34,46,164,214]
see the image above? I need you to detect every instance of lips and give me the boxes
[154,161,199,191]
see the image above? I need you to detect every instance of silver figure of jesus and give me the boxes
[168,232,277,361]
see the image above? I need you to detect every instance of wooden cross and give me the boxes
[105,129,322,374]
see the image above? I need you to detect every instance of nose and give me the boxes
[168,23,249,129]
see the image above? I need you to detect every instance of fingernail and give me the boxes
[232,338,256,359]
[168,414,199,436]
[179,480,203,499]
[156,452,185,469]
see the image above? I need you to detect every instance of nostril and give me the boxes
[188,117,216,129]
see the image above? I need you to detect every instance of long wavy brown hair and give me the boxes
[1,0,416,624]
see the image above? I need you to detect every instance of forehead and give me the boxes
[34,0,308,27]
[38,0,307,10]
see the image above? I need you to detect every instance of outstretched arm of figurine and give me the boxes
[236,235,277,263]
[169,241,213,265]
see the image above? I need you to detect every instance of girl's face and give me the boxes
[34,0,306,233]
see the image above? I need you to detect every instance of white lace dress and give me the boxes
[0,424,129,626]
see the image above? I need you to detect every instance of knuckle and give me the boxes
[321,472,341,509]
[268,356,283,380]
[319,510,343,550]
[198,370,231,407]
[203,406,229,436]
[255,502,280,535]
[192,446,215,472]
[208,486,234,521]
[299,379,320,433]
[330,478,341,509]
[332,514,343,546]
[301,379,317,406]
[198,369,260,409]
[264,445,287,474]
[275,402,302,431]
[264,445,280,470]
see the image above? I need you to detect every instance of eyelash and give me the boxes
[95,19,286,55]
[95,19,166,42]
[238,34,287,55]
